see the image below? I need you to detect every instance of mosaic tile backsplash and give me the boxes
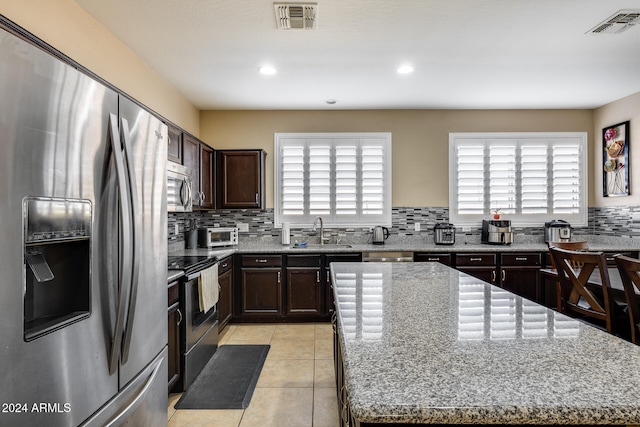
[168,206,640,249]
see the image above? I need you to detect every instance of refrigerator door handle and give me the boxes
[119,117,141,365]
[107,113,134,375]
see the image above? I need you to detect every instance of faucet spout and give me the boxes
[313,216,326,245]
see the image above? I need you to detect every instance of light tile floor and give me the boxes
[168,323,339,427]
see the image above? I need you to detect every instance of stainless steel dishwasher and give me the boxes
[362,251,413,262]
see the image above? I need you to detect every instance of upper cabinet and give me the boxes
[167,125,182,164]
[216,150,266,209]
[180,133,215,210]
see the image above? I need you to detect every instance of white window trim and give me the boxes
[449,132,588,227]
[274,132,392,228]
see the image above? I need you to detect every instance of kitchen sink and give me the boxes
[291,243,353,249]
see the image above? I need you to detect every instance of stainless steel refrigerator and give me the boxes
[0,21,168,427]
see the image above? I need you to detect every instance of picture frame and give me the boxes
[603,120,630,197]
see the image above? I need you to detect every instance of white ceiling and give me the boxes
[74,0,640,110]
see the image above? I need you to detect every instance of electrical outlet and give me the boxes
[237,222,249,232]
[461,226,471,232]
[174,223,179,235]
[414,223,421,231]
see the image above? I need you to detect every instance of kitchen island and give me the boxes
[330,262,640,426]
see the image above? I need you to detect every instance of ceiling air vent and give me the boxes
[587,9,640,34]
[274,3,317,29]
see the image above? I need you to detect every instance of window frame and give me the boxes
[449,132,588,227]
[274,132,392,228]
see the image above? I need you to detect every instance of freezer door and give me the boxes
[81,348,168,427]
[117,96,168,387]
[0,27,119,426]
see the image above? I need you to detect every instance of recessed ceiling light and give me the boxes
[259,66,277,75]
[397,65,414,74]
[326,99,337,105]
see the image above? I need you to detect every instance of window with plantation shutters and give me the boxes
[275,133,392,227]
[449,133,587,227]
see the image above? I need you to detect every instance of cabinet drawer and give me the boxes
[414,253,451,265]
[324,253,362,266]
[501,253,541,267]
[242,255,282,267]
[218,256,233,274]
[287,254,322,267]
[168,281,179,307]
[455,253,496,266]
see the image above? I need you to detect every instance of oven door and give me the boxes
[182,273,217,352]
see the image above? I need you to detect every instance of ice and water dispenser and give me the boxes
[23,198,92,341]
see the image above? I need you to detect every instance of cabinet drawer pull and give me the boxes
[176,308,182,326]
[501,270,506,282]
[256,259,267,263]
[491,270,496,283]
[515,257,528,261]
[470,257,482,262]
[222,262,228,268]
[316,271,320,283]
[427,258,439,261]
[255,193,259,204]
[277,271,281,283]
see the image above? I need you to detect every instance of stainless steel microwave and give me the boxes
[167,161,193,212]
[198,227,239,247]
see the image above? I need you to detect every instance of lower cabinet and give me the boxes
[286,255,323,317]
[217,256,233,331]
[167,280,181,392]
[235,252,361,322]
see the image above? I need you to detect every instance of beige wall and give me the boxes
[593,91,640,207]
[201,109,593,209]
[0,0,200,135]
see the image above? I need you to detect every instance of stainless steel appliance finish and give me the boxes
[198,227,239,247]
[175,259,219,391]
[167,161,193,212]
[372,226,390,245]
[545,220,572,243]
[0,24,167,426]
[362,251,413,262]
[433,223,456,245]
[481,220,514,245]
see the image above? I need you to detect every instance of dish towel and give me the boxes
[198,263,219,313]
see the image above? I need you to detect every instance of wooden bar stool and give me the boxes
[544,241,589,312]
[614,254,640,344]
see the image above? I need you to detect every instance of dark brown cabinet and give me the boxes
[167,125,182,164]
[500,253,541,301]
[286,255,323,317]
[216,150,266,209]
[167,281,181,392]
[183,133,215,209]
[455,253,497,284]
[238,255,283,319]
[217,256,233,331]
[199,143,215,209]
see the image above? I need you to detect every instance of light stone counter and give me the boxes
[330,262,640,425]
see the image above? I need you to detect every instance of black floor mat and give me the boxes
[175,345,270,409]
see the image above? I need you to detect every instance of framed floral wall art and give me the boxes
[603,120,630,197]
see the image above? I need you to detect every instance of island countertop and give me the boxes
[330,262,640,425]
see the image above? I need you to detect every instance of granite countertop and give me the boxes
[169,236,640,257]
[330,262,640,425]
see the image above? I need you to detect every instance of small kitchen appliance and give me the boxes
[544,220,572,243]
[198,227,239,248]
[481,220,513,245]
[372,226,390,245]
[433,223,456,245]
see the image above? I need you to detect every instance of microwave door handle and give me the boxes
[107,113,133,375]
[180,178,191,209]
[119,117,141,365]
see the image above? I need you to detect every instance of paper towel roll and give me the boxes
[282,222,291,245]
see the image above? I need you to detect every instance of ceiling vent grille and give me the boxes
[587,9,640,34]
[274,3,317,29]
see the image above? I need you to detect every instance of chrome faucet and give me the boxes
[312,216,329,245]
